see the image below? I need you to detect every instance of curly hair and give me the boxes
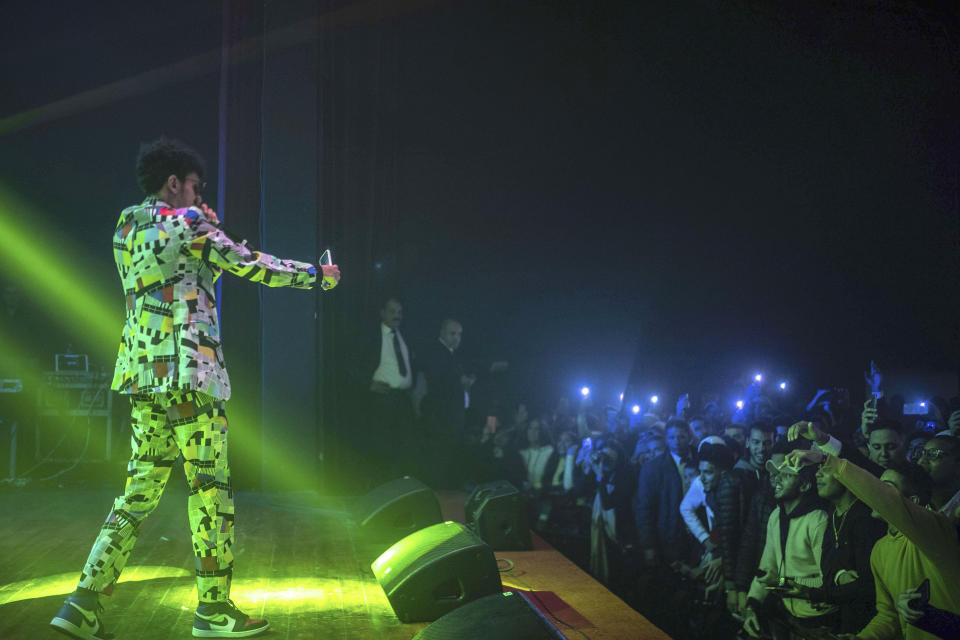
[135,137,206,194]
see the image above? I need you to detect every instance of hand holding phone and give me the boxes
[319,249,340,290]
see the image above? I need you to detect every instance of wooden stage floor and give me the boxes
[0,481,669,639]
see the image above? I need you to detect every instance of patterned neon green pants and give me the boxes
[77,390,234,603]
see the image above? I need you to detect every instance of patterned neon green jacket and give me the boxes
[111,196,317,399]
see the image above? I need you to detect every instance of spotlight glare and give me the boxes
[754,373,763,383]
[580,386,590,397]
[779,381,787,390]
[619,392,624,401]
[735,400,745,410]
[632,404,640,415]
[650,395,659,404]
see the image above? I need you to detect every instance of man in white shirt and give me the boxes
[370,298,413,393]
[365,297,416,484]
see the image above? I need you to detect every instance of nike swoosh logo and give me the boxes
[199,614,232,628]
[69,602,98,629]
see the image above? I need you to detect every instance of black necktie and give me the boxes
[392,329,408,376]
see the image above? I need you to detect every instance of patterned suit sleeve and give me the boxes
[179,208,317,289]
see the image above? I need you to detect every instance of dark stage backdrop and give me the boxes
[222,0,410,493]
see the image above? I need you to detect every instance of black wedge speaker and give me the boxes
[350,476,442,546]
[465,480,532,550]
[412,591,566,639]
[371,521,502,622]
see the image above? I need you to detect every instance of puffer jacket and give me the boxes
[734,479,777,591]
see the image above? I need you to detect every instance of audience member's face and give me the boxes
[705,404,719,421]
[689,419,708,442]
[768,454,785,488]
[699,461,720,492]
[527,420,541,447]
[666,426,691,457]
[815,465,845,501]
[724,426,746,448]
[557,431,574,451]
[439,320,463,351]
[748,428,774,467]
[380,299,403,329]
[773,469,802,501]
[918,439,957,486]
[647,438,667,460]
[775,425,789,443]
[867,428,901,468]
[874,469,918,527]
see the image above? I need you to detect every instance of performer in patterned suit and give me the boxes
[51,138,340,640]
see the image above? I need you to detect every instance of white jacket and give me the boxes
[748,501,838,618]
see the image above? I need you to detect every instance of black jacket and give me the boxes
[808,500,886,633]
[635,453,694,563]
[713,470,749,587]
[419,339,467,436]
[734,479,777,591]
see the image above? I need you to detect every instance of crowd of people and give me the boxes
[352,297,959,639]
[459,373,960,640]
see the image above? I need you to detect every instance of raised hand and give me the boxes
[787,421,827,444]
[676,393,691,417]
[948,409,960,436]
[861,398,879,435]
[199,203,220,225]
[864,360,883,394]
[785,448,825,469]
[320,264,340,290]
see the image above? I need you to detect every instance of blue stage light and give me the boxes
[650,395,659,404]
[735,400,744,410]
[632,405,641,415]
[580,386,590,397]
[779,381,787,390]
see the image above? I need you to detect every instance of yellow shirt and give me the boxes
[823,455,960,640]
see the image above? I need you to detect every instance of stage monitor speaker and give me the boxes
[371,521,502,623]
[350,476,442,546]
[412,591,566,640]
[465,480,532,550]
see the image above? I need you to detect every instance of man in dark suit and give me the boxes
[635,418,696,566]
[419,318,475,487]
[351,296,417,486]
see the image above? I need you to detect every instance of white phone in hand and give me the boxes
[319,249,332,266]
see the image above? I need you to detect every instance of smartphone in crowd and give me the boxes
[903,402,928,416]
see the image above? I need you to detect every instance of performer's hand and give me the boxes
[370,380,390,394]
[199,203,220,225]
[320,264,340,290]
